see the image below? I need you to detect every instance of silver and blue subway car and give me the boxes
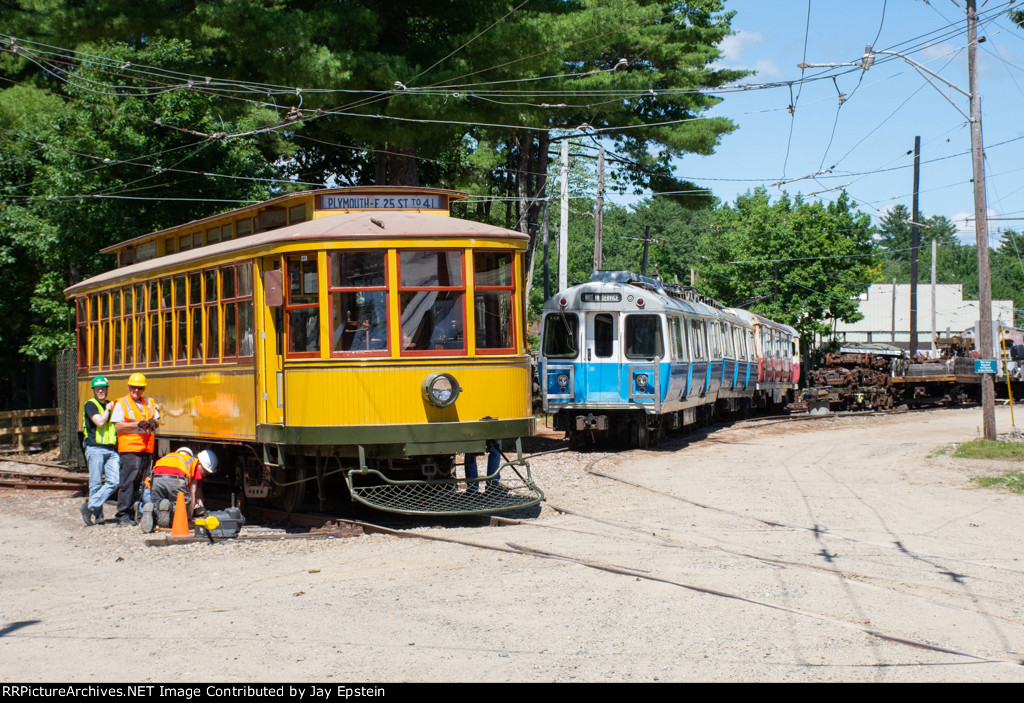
[539,271,800,448]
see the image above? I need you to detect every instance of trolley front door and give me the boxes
[256,256,285,425]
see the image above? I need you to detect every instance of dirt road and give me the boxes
[2,407,1023,682]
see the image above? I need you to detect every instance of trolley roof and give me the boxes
[65,209,528,297]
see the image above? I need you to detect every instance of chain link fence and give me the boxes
[57,346,85,469]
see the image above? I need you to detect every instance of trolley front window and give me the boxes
[330,251,388,355]
[399,250,465,354]
[474,251,515,353]
[542,313,579,359]
[625,315,663,359]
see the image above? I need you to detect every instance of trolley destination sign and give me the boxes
[319,193,444,210]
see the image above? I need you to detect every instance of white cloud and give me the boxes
[754,59,782,79]
[717,31,779,77]
[720,31,762,63]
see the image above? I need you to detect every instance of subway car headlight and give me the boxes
[423,372,461,408]
[636,373,649,389]
[556,373,569,390]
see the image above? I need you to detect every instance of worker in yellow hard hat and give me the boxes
[111,372,160,526]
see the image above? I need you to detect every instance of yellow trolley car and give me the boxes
[65,187,542,515]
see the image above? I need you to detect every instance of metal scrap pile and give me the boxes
[804,352,895,411]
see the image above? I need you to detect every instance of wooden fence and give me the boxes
[0,408,60,452]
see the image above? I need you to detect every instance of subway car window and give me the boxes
[593,313,614,358]
[625,315,663,359]
[542,313,579,358]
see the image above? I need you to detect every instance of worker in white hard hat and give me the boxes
[139,447,218,533]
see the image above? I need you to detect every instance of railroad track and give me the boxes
[0,468,87,491]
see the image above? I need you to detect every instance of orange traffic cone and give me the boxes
[170,492,190,538]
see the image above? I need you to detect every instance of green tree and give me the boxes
[0,38,289,362]
[697,189,879,339]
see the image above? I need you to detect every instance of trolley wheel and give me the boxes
[280,467,307,513]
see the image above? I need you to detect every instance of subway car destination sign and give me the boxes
[319,193,445,210]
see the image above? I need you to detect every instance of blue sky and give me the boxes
[619,0,1024,243]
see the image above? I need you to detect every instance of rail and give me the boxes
[0,408,60,452]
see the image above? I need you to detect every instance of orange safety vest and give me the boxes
[152,450,200,484]
[116,395,157,454]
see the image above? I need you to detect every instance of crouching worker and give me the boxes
[139,447,217,533]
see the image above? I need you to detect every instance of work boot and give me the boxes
[139,503,155,533]
[156,499,172,528]
[79,501,93,527]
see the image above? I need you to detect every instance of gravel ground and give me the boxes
[2,407,1024,682]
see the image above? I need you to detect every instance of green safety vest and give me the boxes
[83,398,117,447]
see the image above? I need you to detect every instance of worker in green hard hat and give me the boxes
[80,376,120,526]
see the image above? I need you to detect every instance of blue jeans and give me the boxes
[85,445,120,518]
[465,440,502,487]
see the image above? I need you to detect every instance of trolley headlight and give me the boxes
[423,372,461,408]
[556,373,569,390]
[636,373,649,389]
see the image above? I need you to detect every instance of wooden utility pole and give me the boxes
[542,198,550,301]
[910,136,921,357]
[968,0,997,439]
[594,146,604,270]
[558,139,569,292]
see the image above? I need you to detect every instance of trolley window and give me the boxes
[189,272,203,361]
[474,251,515,353]
[625,315,663,359]
[123,287,134,367]
[111,289,122,368]
[329,251,388,356]
[174,275,187,362]
[542,313,579,358]
[398,250,465,355]
[92,295,103,369]
[76,297,88,370]
[148,282,159,367]
[204,269,219,363]
[285,254,320,356]
[221,262,254,361]
[134,284,146,366]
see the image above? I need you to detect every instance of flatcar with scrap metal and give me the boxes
[64,186,542,515]
[539,271,799,448]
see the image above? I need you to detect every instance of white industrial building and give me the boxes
[833,283,1014,352]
